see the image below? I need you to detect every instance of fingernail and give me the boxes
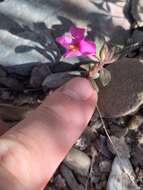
[62,78,94,100]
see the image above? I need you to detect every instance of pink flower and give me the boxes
[56,26,96,58]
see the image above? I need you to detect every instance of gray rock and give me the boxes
[107,157,139,190]
[0,30,59,67]
[98,58,143,118]
[131,0,143,27]
[132,30,143,42]
[107,136,130,159]
[64,148,90,176]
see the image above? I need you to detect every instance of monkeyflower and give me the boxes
[56,26,96,58]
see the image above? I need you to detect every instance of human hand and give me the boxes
[0,77,97,190]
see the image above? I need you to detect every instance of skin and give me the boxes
[0,77,97,190]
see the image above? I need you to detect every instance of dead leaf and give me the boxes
[88,64,100,79]
[99,68,111,86]
[100,42,109,62]
[80,63,91,72]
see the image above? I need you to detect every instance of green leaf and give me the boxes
[95,37,104,59]
[99,68,111,87]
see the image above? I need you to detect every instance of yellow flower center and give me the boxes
[69,44,77,50]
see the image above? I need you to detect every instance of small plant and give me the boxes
[56,26,138,190]
[56,26,119,88]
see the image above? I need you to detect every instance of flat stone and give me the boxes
[131,0,143,27]
[98,58,143,118]
[64,148,90,176]
[107,157,139,190]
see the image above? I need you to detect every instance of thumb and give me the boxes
[0,77,97,190]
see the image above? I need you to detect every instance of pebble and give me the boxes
[60,164,84,190]
[54,174,66,189]
[64,148,90,176]
[99,160,112,173]
[128,114,143,130]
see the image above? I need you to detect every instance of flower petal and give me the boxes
[56,35,73,48]
[70,26,85,39]
[64,49,82,58]
[79,39,96,56]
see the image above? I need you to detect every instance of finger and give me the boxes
[0,77,97,190]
